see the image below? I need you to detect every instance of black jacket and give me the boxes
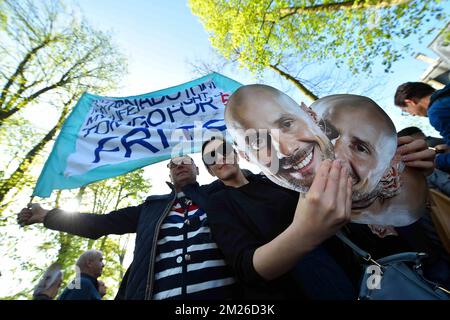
[44,180,225,300]
[207,173,359,299]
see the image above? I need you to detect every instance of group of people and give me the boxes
[18,82,450,300]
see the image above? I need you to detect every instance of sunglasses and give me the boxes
[167,157,194,169]
[202,142,236,166]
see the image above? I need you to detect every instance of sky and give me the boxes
[1,0,449,297]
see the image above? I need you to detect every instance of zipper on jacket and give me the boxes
[144,192,177,300]
[181,204,189,298]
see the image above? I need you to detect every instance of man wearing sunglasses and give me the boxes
[201,137,249,188]
[18,154,237,300]
[201,136,359,299]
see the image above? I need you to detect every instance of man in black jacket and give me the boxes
[202,136,357,299]
[18,155,236,300]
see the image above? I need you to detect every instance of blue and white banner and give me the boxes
[33,73,242,197]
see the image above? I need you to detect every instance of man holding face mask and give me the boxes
[214,84,438,298]
[225,84,335,193]
[226,85,435,227]
[310,94,429,227]
[201,136,359,300]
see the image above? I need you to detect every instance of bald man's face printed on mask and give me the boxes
[225,86,427,227]
[310,94,426,226]
[225,85,334,192]
[310,95,398,206]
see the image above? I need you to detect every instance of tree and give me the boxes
[0,1,6,29]
[0,0,127,210]
[269,63,318,100]
[188,47,384,103]
[0,169,151,300]
[189,47,321,99]
[0,94,76,205]
[189,0,445,76]
[0,0,127,127]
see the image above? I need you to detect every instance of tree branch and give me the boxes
[0,36,60,108]
[269,64,318,101]
[279,0,410,19]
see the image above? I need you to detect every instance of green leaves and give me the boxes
[0,2,129,298]
[0,0,127,125]
[190,0,446,75]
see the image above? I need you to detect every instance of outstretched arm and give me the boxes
[18,202,141,239]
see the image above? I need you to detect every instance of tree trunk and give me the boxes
[279,0,411,17]
[269,64,318,101]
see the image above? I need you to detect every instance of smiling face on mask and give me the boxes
[226,84,334,192]
[310,95,398,206]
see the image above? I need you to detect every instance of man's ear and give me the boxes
[195,165,199,176]
[404,99,415,107]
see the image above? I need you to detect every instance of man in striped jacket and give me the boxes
[18,155,237,300]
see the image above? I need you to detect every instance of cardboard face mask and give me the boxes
[310,94,427,227]
[312,95,399,205]
[226,87,427,227]
[225,85,335,193]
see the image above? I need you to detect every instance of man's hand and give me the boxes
[396,136,435,176]
[252,159,352,281]
[294,159,352,248]
[17,203,49,226]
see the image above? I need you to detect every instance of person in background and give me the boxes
[398,127,450,197]
[32,263,63,300]
[97,280,107,299]
[395,82,450,173]
[59,250,104,300]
